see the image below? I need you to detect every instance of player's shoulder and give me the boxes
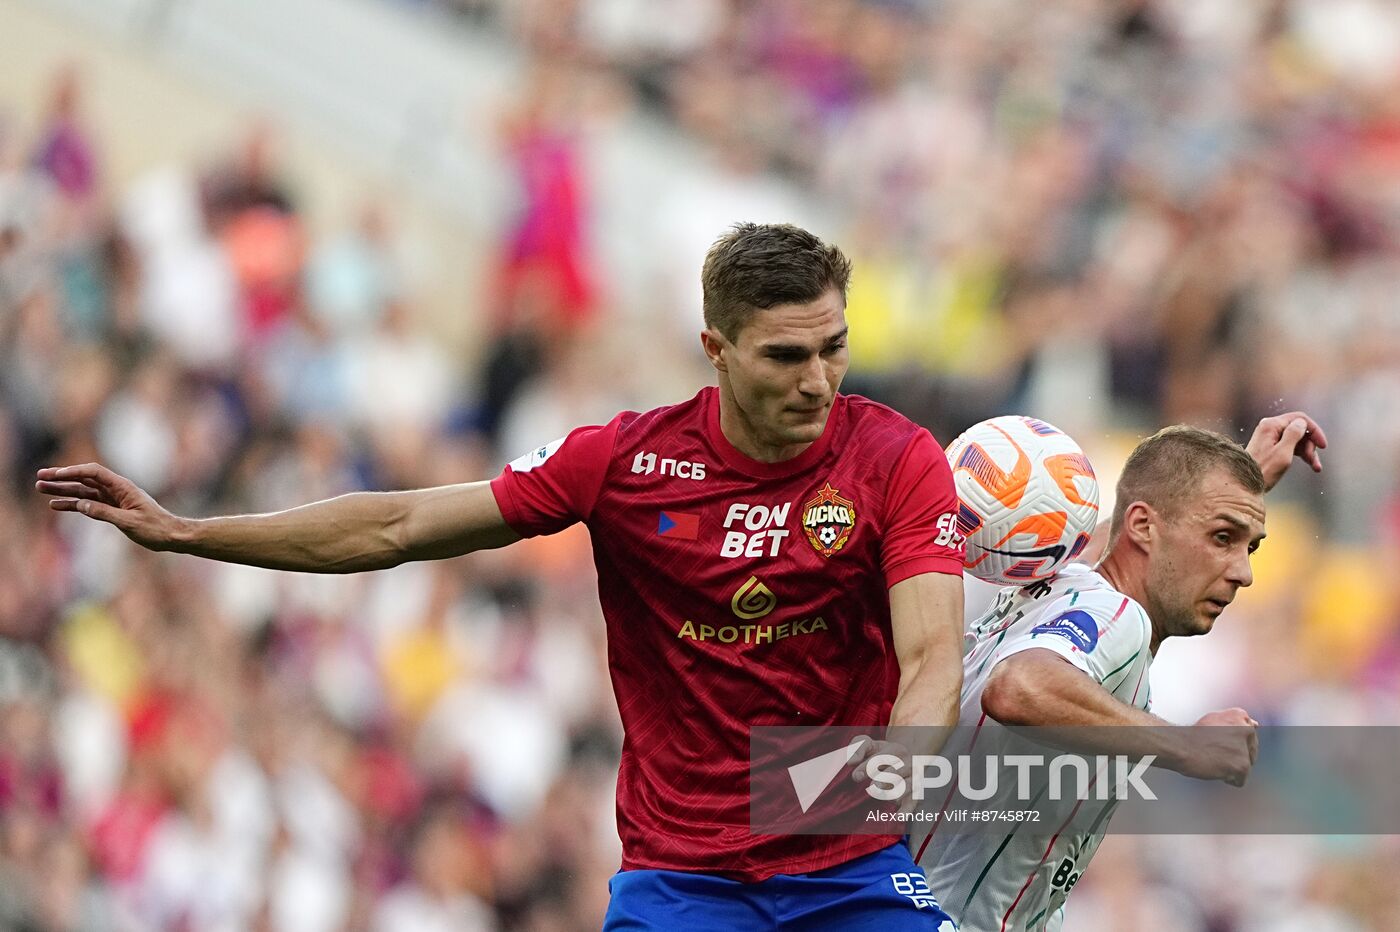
[971,565,1120,640]
[839,392,920,432]
[600,389,717,479]
[1019,564,1150,651]
[502,393,711,482]
[837,393,936,449]
[1024,564,1138,620]
[615,387,709,436]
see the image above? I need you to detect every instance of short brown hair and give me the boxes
[701,222,853,341]
[1110,425,1265,538]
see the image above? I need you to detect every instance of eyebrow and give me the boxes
[1212,513,1266,542]
[759,328,849,354]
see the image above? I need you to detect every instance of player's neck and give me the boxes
[716,387,815,464]
[1097,550,1164,655]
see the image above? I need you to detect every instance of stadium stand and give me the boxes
[1,0,1398,929]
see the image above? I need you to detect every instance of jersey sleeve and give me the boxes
[490,418,621,537]
[881,428,967,587]
[998,592,1148,688]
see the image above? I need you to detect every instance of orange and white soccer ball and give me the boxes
[945,415,1100,586]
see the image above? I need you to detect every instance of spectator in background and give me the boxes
[202,122,305,341]
[576,0,726,109]
[493,61,597,334]
[1,115,57,317]
[305,201,400,339]
[477,60,605,449]
[373,803,494,932]
[201,121,296,231]
[33,66,98,209]
[18,67,111,343]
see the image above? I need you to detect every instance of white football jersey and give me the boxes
[913,564,1153,932]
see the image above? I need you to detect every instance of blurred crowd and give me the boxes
[458,0,1400,539]
[0,65,626,931]
[2,0,1400,929]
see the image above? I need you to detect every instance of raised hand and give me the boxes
[1245,411,1326,492]
[35,463,185,551]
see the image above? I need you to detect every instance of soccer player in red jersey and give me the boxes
[38,223,965,929]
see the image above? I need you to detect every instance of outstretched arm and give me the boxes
[983,648,1257,786]
[36,463,519,573]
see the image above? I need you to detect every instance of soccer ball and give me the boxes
[945,416,1100,586]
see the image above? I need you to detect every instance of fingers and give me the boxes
[1279,418,1308,449]
[1280,417,1322,472]
[848,735,875,765]
[1232,714,1258,783]
[47,497,124,526]
[1283,412,1327,451]
[1249,412,1326,487]
[36,463,123,488]
[37,474,107,491]
[35,480,109,502]
[36,464,142,511]
[850,738,910,787]
[1270,411,1327,472]
[849,735,875,783]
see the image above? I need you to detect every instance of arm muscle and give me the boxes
[888,572,964,742]
[176,481,519,573]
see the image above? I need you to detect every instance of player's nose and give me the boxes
[797,357,828,397]
[1225,551,1254,589]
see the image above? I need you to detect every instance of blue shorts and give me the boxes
[603,842,957,931]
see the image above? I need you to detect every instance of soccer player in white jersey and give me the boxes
[912,412,1325,932]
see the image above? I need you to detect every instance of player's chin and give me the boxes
[1194,603,1226,632]
[783,421,826,444]
[780,409,827,434]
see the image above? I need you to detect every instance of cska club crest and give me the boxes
[803,483,857,558]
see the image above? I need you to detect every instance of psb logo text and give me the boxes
[632,451,706,480]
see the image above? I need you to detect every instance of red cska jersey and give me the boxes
[490,387,963,881]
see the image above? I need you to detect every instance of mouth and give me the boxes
[1204,598,1232,616]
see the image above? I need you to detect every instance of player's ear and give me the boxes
[1122,501,1155,551]
[700,328,728,373]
